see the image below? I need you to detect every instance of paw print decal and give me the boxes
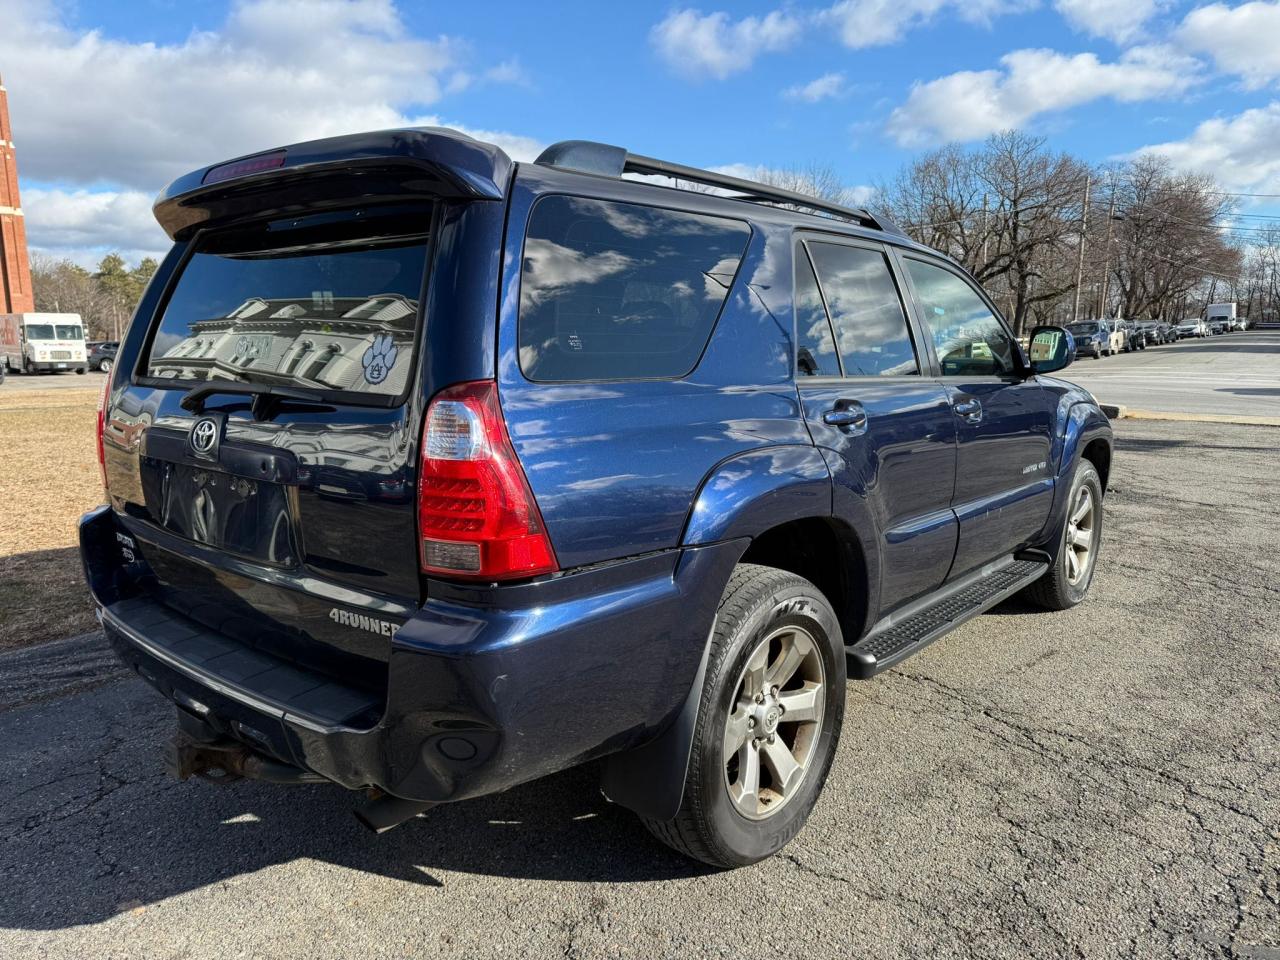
[362,333,398,385]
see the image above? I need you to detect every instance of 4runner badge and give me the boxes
[329,607,399,637]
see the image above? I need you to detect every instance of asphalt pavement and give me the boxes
[1,413,1277,959]
[1062,329,1280,420]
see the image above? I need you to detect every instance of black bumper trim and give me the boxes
[102,596,379,731]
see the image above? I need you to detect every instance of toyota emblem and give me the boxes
[190,417,219,455]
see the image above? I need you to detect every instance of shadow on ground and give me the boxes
[0,681,708,931]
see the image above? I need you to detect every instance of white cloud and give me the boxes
[784,72,847,102]
[821,0,1035,49]
[1179,1,1280,90]
[650,8,803,79]
[1054,0,1162,43]
[0,0,534,191]
[23,188,168,268]
[1138,101,1280,193]
[0,0,542,264]
[887,45,1201,146]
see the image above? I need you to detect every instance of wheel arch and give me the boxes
[602,445,878,822]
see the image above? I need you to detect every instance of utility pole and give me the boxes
[1098,184,1118,318]
[1071,173,1090,323]
[980,193,989,265]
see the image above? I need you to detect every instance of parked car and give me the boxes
[1175,317,1207,338]
[1067,320,1108,358]
[1122,319,1147,350]
[1160,322,1179,342]
[1207,317,1228,335]
[87,341,119,373]
[1138,321,1165,345]
[80,129,1113,868]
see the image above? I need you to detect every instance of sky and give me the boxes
[5,0,1280,267]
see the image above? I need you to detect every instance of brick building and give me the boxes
[0,73,36,314]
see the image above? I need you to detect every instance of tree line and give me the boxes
[28,130,1272,339]
[29,253,157,341]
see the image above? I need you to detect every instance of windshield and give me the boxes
[1067,323,1097,335]
[24,324,56,340]
[145,209,430,399]
[55,324,84,340]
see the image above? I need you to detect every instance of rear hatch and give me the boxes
[107,203,434,694]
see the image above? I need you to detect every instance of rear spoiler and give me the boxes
[153,127,513,240]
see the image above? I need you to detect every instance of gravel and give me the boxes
[1,417,1276,959]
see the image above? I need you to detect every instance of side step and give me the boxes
[848,557,1048,679]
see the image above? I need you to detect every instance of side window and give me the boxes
[794,245,838,376]
[806,242,919,377]
[904,258,1017,377]
[518,195,750,381]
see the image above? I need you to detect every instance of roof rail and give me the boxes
[533,139,906,237]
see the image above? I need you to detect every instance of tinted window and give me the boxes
[519,195,750,381]
[145,211,429,399]
[56,324,84,340]
[806,242,918,377]
[794,245,838,377]
[905,258,1017,377]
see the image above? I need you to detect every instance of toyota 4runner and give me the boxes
[80,129,1112,867]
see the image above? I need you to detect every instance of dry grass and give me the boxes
[0,387,105,649]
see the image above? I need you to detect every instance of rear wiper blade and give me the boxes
[179,381,321,418]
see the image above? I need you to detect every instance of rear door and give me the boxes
[794,237,959,614]
[104,203,441,689]
[896,254,1054,579]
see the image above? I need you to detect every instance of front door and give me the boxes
[794,238,958,615]
[896,254,1055,578]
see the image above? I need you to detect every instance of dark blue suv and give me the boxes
[80,129,1111,867]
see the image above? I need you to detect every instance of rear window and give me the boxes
[518,195,750,381]
[144,209,430,399]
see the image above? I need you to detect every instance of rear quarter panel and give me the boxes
[497,166,812,569]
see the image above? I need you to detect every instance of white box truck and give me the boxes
[0,313,89,376]
[1206,302,1237,333]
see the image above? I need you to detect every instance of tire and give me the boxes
[76,367,86,375]
[100,359,113,376]
[1023,460,1103,611]
[642,563,846,868]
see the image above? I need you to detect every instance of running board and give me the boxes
[848,558,1048,679]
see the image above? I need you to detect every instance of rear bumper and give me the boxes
[81,505,742,803]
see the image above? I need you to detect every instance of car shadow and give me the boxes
[0,681,709,931]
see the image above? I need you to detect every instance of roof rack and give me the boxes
[534,139,907,237]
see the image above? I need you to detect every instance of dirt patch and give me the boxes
[0,386,104,649]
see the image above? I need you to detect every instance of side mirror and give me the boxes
[1027,325,1074,375]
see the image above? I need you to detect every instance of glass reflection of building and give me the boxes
[151,294,417,394]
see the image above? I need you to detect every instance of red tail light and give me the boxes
[96,373,110,492]
[418,380,557,581]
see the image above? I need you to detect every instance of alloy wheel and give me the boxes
[1064,486,1097,585]
[723,625,826,820]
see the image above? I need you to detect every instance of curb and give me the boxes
[1120,409,1280,428]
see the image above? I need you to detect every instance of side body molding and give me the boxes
[602,444,833,821]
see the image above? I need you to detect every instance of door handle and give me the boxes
[823,402,868,432]
[953,398,983,423]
